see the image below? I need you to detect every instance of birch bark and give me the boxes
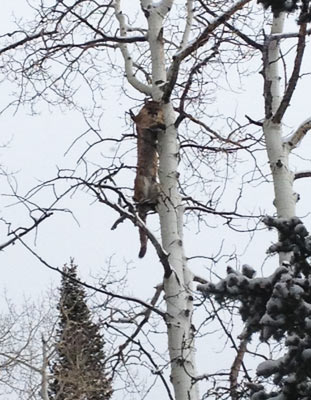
[143,1,199,398]
[40,336,50,400]
[263,14,296,262]
[115,1,198,398]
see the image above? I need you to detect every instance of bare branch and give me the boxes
[118,284,163,353]
[230,336,249,400]
[197,0,263,51]
[0,212,53,251]
[17,237,166,318]
[164,0,252,101]
[0,30,57,55]
[294,170,311,180]
[273,23,307,123]
[245,114,264,127]
[284,117,311,149]
[107,321,174,400]
[0,26,147,57]
[270,28,311,40]
[0,351,41,374]
[114,0,152,95]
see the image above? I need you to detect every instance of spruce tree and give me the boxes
[49,262,112,400]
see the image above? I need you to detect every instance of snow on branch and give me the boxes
[114,0,152,95]
[284,117,311,150]
[258,0,311,23]
[258,0,299,16]
[198,216,311,399]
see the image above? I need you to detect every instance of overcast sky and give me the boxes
[1,1,311,298]
[1,2,311,399]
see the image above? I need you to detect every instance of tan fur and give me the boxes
[132,101,165,258]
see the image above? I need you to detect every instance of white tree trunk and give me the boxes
[40,336,50,400]
[158,103,198,400]
[263,14,297,262]
[143,1,199,398]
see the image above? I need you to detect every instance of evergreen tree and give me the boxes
[198,217,311,399]
[49,262,112,400]
[257,0,311,21]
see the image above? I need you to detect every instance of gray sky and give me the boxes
[1,2,311,299]
[1,2,311,399]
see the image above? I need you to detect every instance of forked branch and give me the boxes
[164,0,252,101]
[273,23,307,123]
